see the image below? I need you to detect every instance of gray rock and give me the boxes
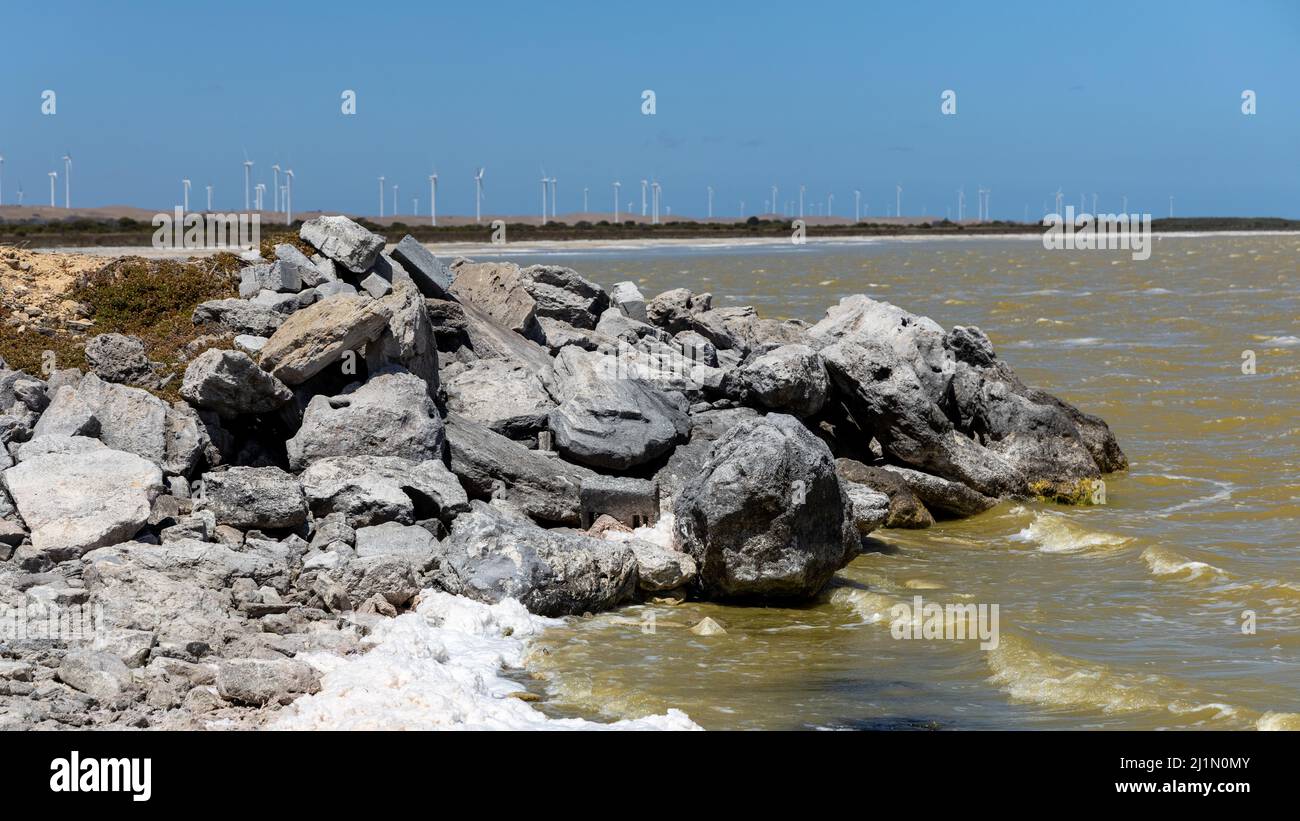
[434,502,638,616]
[391,235,454,298]
[273,243,325,286]
[547,347,690,470]
[180,349,292,417]
[216,658,320,706]
[443,359,555,438]
[732,344,828,418]
[654,406,761,506]
[456,300,556,379]
[84,333,154,386]
[299,215,385,273]
[448,261,543,341]
[445,413,594,526]
[578,475,658,529]
[354,521,437,563]
[610,281,648,322]
[163,402,205,477]
[360,272,392,298]
[299,456,468,528]
[252,288,302,313]
[537,316,614,354]
[199,466,308,530]
[259,294,392,385]
[674,330,718,367]
[242,260,300,294]
[843,482,890,536]
[594,307,671,344]
[674,413,856,599]
[233,334,268,355]
[624,539,697,592]
[2,446,163,560]
[58,650,132,702]
[286,370,445,471]
[63,374,168,466]
[519,264,609,329]
[834,459,934,528]
[314,280,358,299]
[14,433,105,462]
[367,276,439,394]
[880,464,999,519]
[192,298,287,337]
[30,385,99,439]
[310,254,339,282]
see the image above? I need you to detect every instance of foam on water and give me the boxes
[274,591,699,731]
[1011,512,1131,554]
[1141,546,1227,582]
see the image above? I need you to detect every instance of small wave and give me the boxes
[1011,512,1130,554]
[1257,712,1300,731]
[1141,546,1227,582]
[1264,335,1300,347]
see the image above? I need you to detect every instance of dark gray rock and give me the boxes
[199,466,308,530]
[732,343,829,418]
[520,264,609,329]
[442,359,555,438]
[390,235,454,298]
[299,455,468,528]
[834,459,934,528]
[880,464,999,518]
[299,215,385,273]
[84,333,155,386]
[193,299,287,337]
[434,501,638,616]
[674,413,857,599]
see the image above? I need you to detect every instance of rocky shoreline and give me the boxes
[0,215,1126,729]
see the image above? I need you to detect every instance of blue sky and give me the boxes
[1,0,1297,218]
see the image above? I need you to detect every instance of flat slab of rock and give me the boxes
[3,446,163,560]
[443,359,556,438]
[180,349,292,417]
[880,464,998,518]
[259,294,392,385]
[58,650,132,702]
[390,235,454,298]
[434,501,638,616]
[448,261,543,341]
[216,658,320,706]
[299,455,468,528]
[200,466,308,530]
[299,215,384,273]
[834,458,934,528]
[444,413,593,526]
[674,413,856,599]
[193,298,287,337]
[286,370,445,471]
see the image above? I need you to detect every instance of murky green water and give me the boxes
[489,234,1300,730]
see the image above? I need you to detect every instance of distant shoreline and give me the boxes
[22,227,1300,259]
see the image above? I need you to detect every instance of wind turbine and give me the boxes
[429,173,438,226]
[1091,192,1098,214]
[976,187,985,220]
[272,164,281,214]
[548,176,556,222]
[957,187,965,221]
[707,185,713,219]
[854,189,861,222]
[640,179,648,216]
[1054,188,1064,214]
[256,183,266,211]
[770,185,777,217]
[48,171,58,207]
[378,176,385,218]
[896,184,902,218]
[539,171,549,224]
[206,184,213,211]
[392,183,399,216]
[799,184,805,217]
[827,192,833,217]
[0,154,4,206]
[243,159,254,211]
[1168,195,1174,218]
[16,183,22,205]
[474,167,485,224]
[651,180,661,224]
[583,186,589,213]
[62,154,71,209]
[284,170,294,224]
[182,178,191,211]
[740,200,746,217]
[612,181,621,222]
[1121,194,1128,214]
[984,188,991,220]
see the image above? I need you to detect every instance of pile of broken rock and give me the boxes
[0,215,1126,728]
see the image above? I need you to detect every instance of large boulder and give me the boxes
[299,215,385,273]
[674,413,857,599]
[299,455,468,528]
[43,374,169,467]
[199,466,308,530]
[442,359,556,438]
[216,658,320,706]
[519,264,609,329]
[258,294,392,385]
[547,347,690,470]
[180,349,292,418]
[433,502,638,616]
[731,343,829,417]
[444,414,593,526]
[448,261,542,341]
[286,370,445,471]
[2,446,163,560]
[367,276,439,394]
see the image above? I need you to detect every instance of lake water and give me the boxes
[477,234,1300,730]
